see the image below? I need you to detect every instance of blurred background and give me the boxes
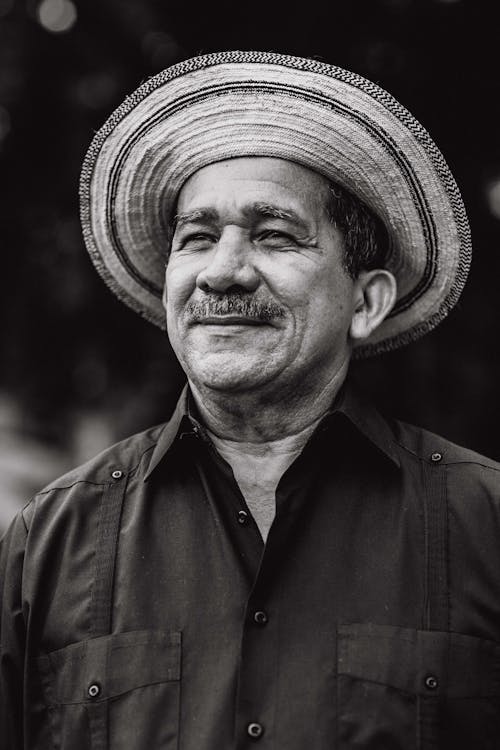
[1,0,500,531]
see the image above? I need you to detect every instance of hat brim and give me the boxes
[80,51,471,358]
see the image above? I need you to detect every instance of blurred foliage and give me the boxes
[1,0,500,484]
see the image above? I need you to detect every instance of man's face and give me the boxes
[165,157,359,395]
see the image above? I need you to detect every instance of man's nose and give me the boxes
[195,228,259,293]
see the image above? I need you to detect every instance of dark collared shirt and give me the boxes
[2,384,500,750]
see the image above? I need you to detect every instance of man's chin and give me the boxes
[197,371,265,393]
[186,359,273,394]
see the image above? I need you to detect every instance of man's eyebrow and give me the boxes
[248,203,309,229]
[172,203,309,231]
[172,208,219,230]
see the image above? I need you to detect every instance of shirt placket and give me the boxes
[195,434,313,747]
[233,452,318,749]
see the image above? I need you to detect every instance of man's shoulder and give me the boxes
[343,384,500,479]
[38,422,165,494]
[393,417,500,475]
[19,423,166,532]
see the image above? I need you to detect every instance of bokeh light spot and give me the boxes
[485,179,500,220]
[36,0,77,33]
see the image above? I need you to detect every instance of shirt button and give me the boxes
[88,682,101,698]
[424,674,439,690]
[430,452,442,463]
[253,610,268,626]
[247,722,264,739]
[111,470,123,479]
[238,510,249,525]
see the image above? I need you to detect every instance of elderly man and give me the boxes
[1,52,500,750]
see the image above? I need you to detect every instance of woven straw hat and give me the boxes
[80,51,471,357]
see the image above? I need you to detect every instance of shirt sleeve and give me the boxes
[0,509,29,750]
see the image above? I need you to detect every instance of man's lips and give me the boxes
[192,315,268,326]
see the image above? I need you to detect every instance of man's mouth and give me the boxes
[194,315,268,326]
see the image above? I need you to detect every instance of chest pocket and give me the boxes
[337,623,500,750]
[36,629,181,750]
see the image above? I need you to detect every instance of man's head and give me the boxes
[80,51,471,363]
[164,157,397,396]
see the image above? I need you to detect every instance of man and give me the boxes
[1,51,499,750]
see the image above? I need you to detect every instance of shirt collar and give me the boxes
[331,383,400,468]
[144,384,194,481]
[144,379,400,481]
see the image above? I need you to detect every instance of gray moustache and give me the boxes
[186,294,285,322]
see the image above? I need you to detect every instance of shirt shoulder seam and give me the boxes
[33,442,158,496]
[394,439,500,471]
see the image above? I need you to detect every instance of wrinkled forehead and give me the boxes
[173,156,332,222]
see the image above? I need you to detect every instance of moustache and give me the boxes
[186,293,286,322]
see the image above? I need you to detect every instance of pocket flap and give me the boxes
[36,630,181,705]
[338,623,500,698]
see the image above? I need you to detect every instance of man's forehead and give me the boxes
[177,157,329,200]
[173,156,330,226]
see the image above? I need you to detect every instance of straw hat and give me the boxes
[80,51,471,357]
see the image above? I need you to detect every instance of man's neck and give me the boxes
[188,359,349,443]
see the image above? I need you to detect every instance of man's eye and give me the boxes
[258,230,295,246]
[186,232,217,242]
[175,233,216,250]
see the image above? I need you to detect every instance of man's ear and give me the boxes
[349,269,397,342]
